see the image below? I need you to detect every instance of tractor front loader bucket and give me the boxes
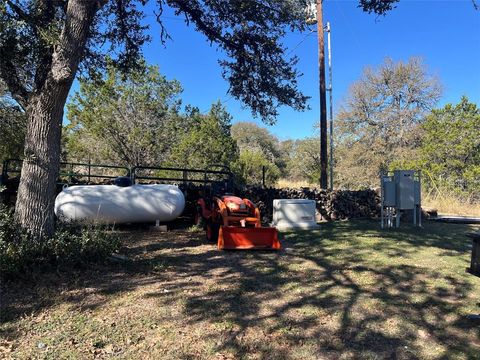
[218,226,280,250]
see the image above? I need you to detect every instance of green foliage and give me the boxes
[65,65,246,178]
[387,97,480,201]
[281,58,444,188]
[1,1,396,123]
[231,122,282,161]
[168,102,239,169]
[284,137,321,184]
[0,1,149,109]
[388,158,422,173]
[231,121,284,185]
[0,205,119,278]
[334,57,441,189]
[420,96,480,198]
[236,150,280,186]
[0,94,26,163]
[66,64,184,167]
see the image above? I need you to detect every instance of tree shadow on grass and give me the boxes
[1,220,479,358]
[178,252,476,358]
[172,220,479,358]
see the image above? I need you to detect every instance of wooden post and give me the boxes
[88,159,91,183]
[316,0,328,189]
[467,232,480,277]
[262,166,266,188]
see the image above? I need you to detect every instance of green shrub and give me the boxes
[0,205,30,274]
[0,205,120,278]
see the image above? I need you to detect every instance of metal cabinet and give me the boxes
[381,170,421,228]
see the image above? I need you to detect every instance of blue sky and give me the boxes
[71,0,480,140]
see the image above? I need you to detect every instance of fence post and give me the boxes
[130,167,136,184]
[69,163,73,184]
[1,159,8,181]
[262,166,266,188]
[88,159,91,183]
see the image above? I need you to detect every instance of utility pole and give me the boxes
[316,0,328,189]
[326,21,333,190]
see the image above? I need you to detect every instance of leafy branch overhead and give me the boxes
[1,0,398,123]
[161,0,401,123]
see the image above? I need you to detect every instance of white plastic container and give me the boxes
[272,199,320,231]
[55,184,185,224]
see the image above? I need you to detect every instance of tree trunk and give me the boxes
[15,0,101,239]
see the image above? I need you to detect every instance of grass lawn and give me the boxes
[1,220,479,359]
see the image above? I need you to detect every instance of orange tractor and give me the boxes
[195,165,280,250]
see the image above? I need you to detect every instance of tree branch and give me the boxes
[0,63,29,110]
[5,0,32,24]
[167,0,241,52]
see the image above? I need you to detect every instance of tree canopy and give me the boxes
[335,57,442,187]
[2,0,400,123]
[66,64,183,167]
[230,122,279,185]
[168,102,239,169]
[420,96,480,197]
[285,137,322,184]
[236,149,280,186]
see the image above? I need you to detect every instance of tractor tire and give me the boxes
[206,221,219,243]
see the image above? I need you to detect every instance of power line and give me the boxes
[201,95,233,114]
[286,29,316,57]
[199,28,315,115]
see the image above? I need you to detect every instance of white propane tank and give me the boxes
[55,184,185,224]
